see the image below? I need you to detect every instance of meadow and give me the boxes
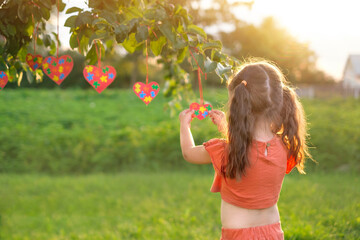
[1,173,359,239]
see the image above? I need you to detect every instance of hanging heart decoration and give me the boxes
[83,65,116,93]
[42,55,73,85]
[0,71,8,91]
[190,102,213,120]
[133,82,160,105]
[26,53,43,71]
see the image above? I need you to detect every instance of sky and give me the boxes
[59,0,360,80]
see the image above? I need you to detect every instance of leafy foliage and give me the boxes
[0,0,238,102]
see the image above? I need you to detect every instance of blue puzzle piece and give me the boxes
[87,73,94,81]
[59,59,65,64]
[34,63,39,69]
[150,91,155,97]
[47,58,52,63]
[139,91,146,99]
[202,111,208,118]
[0,72,5,78]
[60,73,65,80]
[108,73,114,79]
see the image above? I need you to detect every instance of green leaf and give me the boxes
[150,36,167,56]
[75,12,93,27]
[204,57,217,73]
[115,25,129,43]
[122,33,141,53]
[40,7,51,20]
[66,7,82,14]
[187,25,207,39]
[176,46,188,63]
[135,25,149,43]
[215,63,232,81]
[86,44,97,65]
[17,3,28,23]
[202,40,222,50]
[39,0,52,10]
[174,37,187,50]
[25,66,33,84]
[124,7,143,20]
[7,25,16,36]
[64,16,77,28]
[43,34,52,47]
[158,21,176,43]
[58,1,66,12]
[33,6,42,22]
[190,52,204,71]
[69,33,78,49]
[144,7,167,21]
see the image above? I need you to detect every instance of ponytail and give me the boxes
[226,83,254,179]
[281,86,309,173]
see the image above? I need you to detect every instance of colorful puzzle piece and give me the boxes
[82,65,117,93]
[42,55,73,85]
[26,53,43,71]
[189,102,213,120]
[133,82,160,105]
[0,71,8,91]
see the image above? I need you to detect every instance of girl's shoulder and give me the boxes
[203,138,228,173]
[203,138,227,148]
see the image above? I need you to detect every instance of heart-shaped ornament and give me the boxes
[133,82,160,105]
[190,102,213,120]
[42,55,73,85]
[0,71,8,91]
[26,53,43,71]
[83,65,116,93]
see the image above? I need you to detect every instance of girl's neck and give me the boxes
[253,117,274,142]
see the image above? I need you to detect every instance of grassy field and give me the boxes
[0,89,359,174]
[0,173,359,239]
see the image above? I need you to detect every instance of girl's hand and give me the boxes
[209,110,227,134]
[179,109,194,128]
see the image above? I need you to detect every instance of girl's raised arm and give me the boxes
[179,109,211,164]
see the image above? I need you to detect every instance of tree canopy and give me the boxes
[0,0,239,99]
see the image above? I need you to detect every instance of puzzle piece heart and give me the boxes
[42,55,73,85]
[83,65,116,93]
[133,82,160,105]
[0,71,8,92]
[190,102,213,120]
[26,53,43,71]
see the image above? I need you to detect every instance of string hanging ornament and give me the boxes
[83,41,117,93]
[189,49,212,120]
[42,0,73,85]
[26,2,43,71]
[133,27,160,105]
[0,71,8,92]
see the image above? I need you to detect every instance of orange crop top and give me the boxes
[203,136,294,209]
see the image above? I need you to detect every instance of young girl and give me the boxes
[179,60,309,240]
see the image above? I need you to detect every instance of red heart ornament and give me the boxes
[190,102,213,120]
[42,55,73,85]
[83,65,116,94]
[133,82,160,105]
[0,71,8,91]
[26,53,43,71]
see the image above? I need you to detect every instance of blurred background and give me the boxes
[1,0,359,239]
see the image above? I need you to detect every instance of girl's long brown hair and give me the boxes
[225,59,310,179]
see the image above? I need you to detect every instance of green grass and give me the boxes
[0,173,359,239]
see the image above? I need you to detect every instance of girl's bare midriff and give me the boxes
[221,200,280,228]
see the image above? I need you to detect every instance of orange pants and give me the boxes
[220,222,284,240]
